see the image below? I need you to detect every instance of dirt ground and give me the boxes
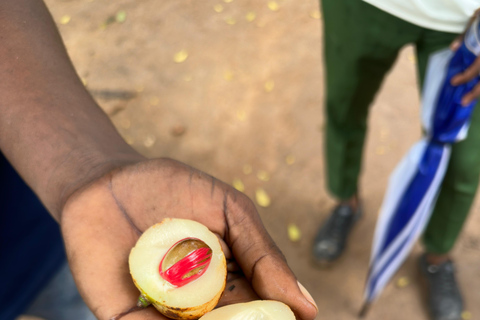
[19,0,480,319]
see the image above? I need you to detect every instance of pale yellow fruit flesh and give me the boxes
[199,300,296,320]
[129,218,227,319]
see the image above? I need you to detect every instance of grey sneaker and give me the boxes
[419,254,464,320]
[311,204,361,266]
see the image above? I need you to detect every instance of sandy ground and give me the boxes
[18,0,480,319]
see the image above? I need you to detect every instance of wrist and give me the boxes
[47,147,146,221]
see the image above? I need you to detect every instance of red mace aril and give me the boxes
[159,238,213,287]
[129,218,227,319]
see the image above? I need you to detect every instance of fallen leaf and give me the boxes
[81,78,88,86]
[173,50,189,63]
[246,12,256,22]
[285,154,295,165]
[396,277,409,288]
[376,146,385,155]
[224,0,233,3]
[310,10,321,19]
[288,223,301,242]
[243,164,252,175]
[268,1,279,11]
[236,110,247,121]
[170,125,186,137]
[224,70,234,81]
[100,15,116,29]
[60,15,71,25]
[264,80,275,92]
[462,311,472,320]
[225,17,236,25]
[232,179,245,192]
[255,188,271,207]
[150,96,160,106]
[407,53,416,64]
[256,170,270,182]
[213,4,224,13]
[115,10,127,23]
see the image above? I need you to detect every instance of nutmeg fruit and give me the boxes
[199,300,296,320]
[129,218,227,319]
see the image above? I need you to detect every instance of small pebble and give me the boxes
[170,125,186,137]
[143,134,156,148]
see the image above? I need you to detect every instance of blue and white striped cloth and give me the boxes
[364,16,480,304]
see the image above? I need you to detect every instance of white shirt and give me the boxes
[363,0,480,33]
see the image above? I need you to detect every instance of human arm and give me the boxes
[0,1,318,319]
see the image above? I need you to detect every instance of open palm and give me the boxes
[60,158,318,320]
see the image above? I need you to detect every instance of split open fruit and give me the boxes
[129,218,227,319]
[198,300,296,320]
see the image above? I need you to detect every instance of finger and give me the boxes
[451,56,480,85]
[450,36,462,51]
[227,259,242,273]
[216,234,233,260]
[224,196,318,320]
[461,83,480,106]
[115,307,169,320]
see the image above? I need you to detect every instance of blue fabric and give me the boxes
[0,153,66,320]
[366,22,480,302]
[432,41,478,142]
[380,143,446,253]
[375,32,480,269]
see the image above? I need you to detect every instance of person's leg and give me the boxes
[313,0,421,264]
[416,28,472,320]
[323,0,421,202]
[22,262,97,320]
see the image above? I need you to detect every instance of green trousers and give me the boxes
[323,0,480,254]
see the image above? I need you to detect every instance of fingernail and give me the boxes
[297,281,318,313]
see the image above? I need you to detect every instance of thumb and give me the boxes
[225,196,318,320]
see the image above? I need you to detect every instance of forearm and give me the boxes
[0,0,144,219]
